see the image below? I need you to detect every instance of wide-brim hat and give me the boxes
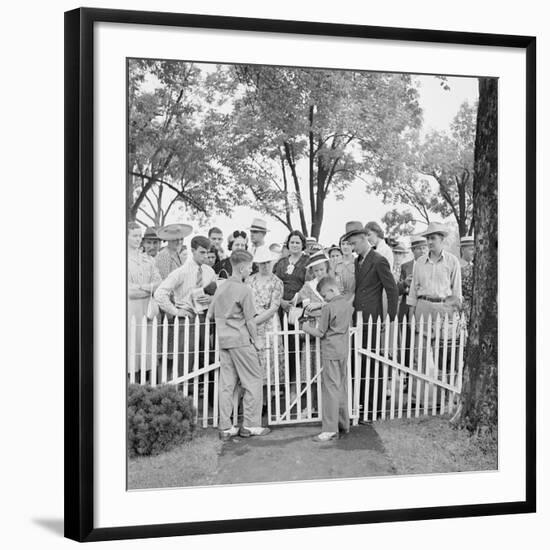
[421,222,449,238]
[305,237,318,244]
[342,220,367,242]
[247,218,269,233]
[269,243,283,254]
[410,235,428,248]
[392,243,410,254]
[157,223,193,241]
[306,251,330,269]
[253,247,278,264]
[460,235,475,246]
[142,226,161,241]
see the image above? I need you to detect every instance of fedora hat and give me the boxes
[460,235,475,247]
[410,235,428,248]
[306,251,330,269]
[142,226,161,240]
[421,222,449,238]
[342,221,367,242]
[253,247,278,264]
[247,218,269,233]
[157,223,193,241]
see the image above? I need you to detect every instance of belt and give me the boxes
[418,296,446,303]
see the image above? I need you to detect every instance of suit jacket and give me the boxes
[397,259,414,321]
[353,249,399,323]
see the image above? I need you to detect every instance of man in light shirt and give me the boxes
[154,235,216,378]
[248,218,269,274]
[406,223,462,408]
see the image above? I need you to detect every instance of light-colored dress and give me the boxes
[334,259,355,300]
[128,252,161,373]
[248,273,284,383]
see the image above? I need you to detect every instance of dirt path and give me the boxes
[213,424,396,485]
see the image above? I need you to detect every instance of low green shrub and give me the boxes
[127,384,196,458]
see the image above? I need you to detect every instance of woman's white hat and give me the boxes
[306,251,330,269]
[253,246,278,264]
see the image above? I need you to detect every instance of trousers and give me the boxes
[218,345,263,430]
[321,358,349,433]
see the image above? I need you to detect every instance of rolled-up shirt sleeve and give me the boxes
[154,269,184,316]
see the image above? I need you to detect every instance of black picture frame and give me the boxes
[64,7,536,542]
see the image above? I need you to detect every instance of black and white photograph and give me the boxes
[126,58,498,490]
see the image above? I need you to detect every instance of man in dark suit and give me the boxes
[342,221,399,421]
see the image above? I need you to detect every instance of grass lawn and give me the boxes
[128,428,222,490]
[374,415,497,475]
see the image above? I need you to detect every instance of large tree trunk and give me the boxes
[457,77,498,434]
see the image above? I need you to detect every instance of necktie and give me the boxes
[196,265,203,287]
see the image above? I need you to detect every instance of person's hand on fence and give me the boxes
[280,298,291,312]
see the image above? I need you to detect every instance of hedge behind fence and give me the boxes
[128,384,197,457]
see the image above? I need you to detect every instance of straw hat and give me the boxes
[392,242,410,254]
[410,236,428,248]
[157,223,193,241]
[460,235,475,247]
[306,251,330,269]
[253,247,278,264]
[247,218,269,233]
[342,221,367,242]
[421,222,449,238]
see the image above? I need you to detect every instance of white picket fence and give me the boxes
[128,312,466,428]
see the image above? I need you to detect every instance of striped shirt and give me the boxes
[407,250,462,307]
[154,258,216,316]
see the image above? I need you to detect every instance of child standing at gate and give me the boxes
[207,249,271,441]
[301,276,353,442]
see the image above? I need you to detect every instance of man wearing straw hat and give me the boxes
[407,222,462,320]
[342,221,398,421]
[155,223,193,280]
[406,222,462,408]
[248,217,269,274]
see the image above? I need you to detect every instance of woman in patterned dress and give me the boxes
[248,248,284,395]
[128,222,161,375]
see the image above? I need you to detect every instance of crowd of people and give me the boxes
[128,215,476,442]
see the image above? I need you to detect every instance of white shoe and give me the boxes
[312,432,338,442]
[219,426,239,440]
[240,426,271,437]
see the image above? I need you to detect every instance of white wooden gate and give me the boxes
[129,311,465,428]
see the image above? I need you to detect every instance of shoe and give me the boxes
[338,423,350,434]
[218,426,239,441]
[312,432,338,442]
[239,426,271,437]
